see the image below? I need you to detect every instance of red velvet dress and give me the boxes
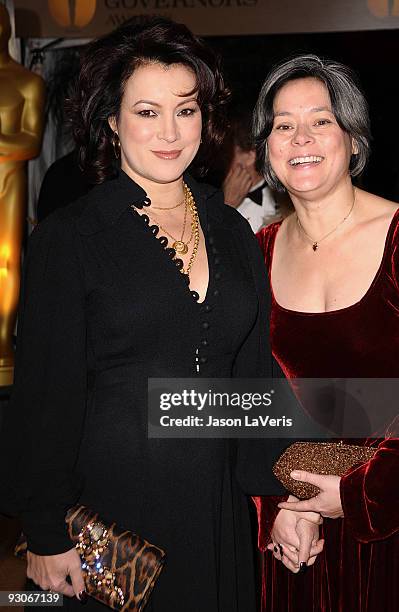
[254,208,399,612]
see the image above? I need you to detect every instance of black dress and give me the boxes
[1,171,285,612]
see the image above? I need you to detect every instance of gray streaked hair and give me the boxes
[253,54,371,192]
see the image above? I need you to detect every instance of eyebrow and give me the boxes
[274,106,333,117]
[133,97,198,108]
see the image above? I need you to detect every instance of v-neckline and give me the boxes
[130,185,212,305]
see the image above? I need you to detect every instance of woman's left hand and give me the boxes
[277,471,344,519]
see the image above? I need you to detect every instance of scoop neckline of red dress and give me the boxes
[267,206,399,316]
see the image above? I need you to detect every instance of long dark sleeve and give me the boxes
[0,211,88,554]
[232,218,288,497]
[340,437,399,543]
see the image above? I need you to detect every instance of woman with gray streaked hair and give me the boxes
[252,55,399,611]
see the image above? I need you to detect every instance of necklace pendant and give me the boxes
[173,240,188,255]
[312,242,318,251]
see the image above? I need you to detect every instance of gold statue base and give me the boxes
[0,364,14,387]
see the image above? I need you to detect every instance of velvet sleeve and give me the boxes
[340,438,399,543]
[341,234,399,543]
[0,210,88,555]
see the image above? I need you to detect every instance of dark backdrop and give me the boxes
[207,29,399,202]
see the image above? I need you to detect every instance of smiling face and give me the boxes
[267,77,356,198]
[109,62,202,186]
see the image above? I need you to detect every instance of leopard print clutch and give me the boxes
[15,505,166,611]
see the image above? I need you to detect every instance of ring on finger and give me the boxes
[272,543,282,561]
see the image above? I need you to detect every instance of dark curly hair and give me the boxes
[68,15,230,184]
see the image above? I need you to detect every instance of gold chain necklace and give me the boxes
[147,197,189,254]
[296,188,357,252]
[144,183,200,275]
[151,198,184,211]
[183,185,200,276]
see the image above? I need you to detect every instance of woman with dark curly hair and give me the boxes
[0,16,291,612]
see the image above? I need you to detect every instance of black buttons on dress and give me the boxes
[210,233,222,289]
[131,196,151,211]
[131,206,200,306]
[195,228,220,371]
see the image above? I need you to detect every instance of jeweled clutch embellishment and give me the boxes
[15,505,166,611]
[77,521,124,608]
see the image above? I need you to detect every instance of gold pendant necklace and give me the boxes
[171,199,189,254]
[145,183,198,259]
[296,188,357,252]
[146,189,189,254]
[173,241,188,255]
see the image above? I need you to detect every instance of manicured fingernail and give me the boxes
[299,562,307,573]
[291,471,300,479]
[273,545,278,553]
[78,591,88,604]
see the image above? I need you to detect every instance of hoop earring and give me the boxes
[112,132,121,159]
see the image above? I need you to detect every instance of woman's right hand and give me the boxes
[27,547,86,598]
[268,497,324,573]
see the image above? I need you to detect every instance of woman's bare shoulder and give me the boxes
[357,188,399,221]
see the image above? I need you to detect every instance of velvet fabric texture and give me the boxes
[254,209,399,612]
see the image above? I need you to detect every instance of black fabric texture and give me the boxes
[1,170,287,612]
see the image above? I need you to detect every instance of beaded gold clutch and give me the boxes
[15,505,166,611]
[273,442,376,500]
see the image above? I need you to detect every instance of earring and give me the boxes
[112,132,120,159]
